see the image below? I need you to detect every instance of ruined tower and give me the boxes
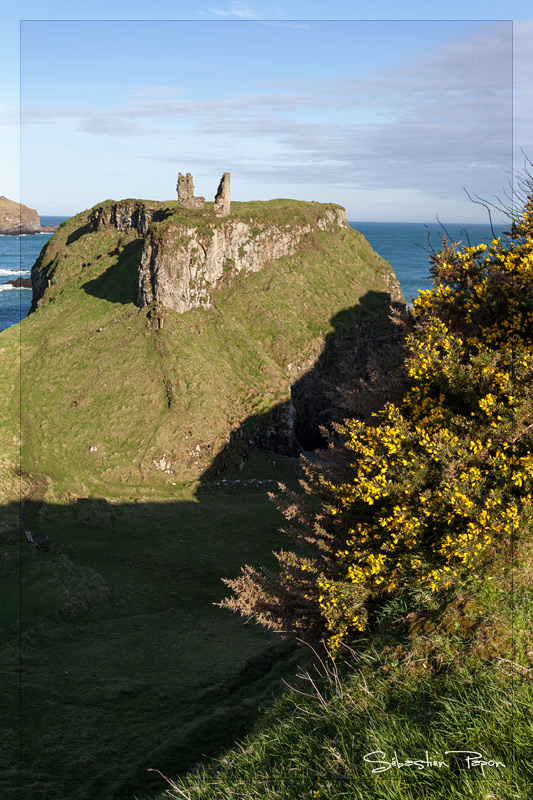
[214,172,230,217]
[177,173,205,209]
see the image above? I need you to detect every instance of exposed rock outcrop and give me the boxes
[4,276,32,288]
[0,196,57,235]
[89,200,163,235]
[138,206,349,313]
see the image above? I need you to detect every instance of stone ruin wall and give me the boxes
[177,171,230,217]
[176,173,205,210]
[213,173,230,217]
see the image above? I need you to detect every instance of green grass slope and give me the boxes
[2,198,399,500]
[150,547,533,800]
[0,198,403,800]
[1,475,303,800]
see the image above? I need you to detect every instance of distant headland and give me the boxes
[0,195,58,235]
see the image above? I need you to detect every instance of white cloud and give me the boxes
[81,115,147,137]
[0,104,19,124]
[20,21,523,218]
[207,2,261,19]
[200,2,311,27]
[512,20,533,155]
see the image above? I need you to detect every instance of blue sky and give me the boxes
[2,1,532,221]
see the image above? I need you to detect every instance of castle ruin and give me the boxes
[214,173,230,217]
[176,173,205,209]
[177,172,230,216]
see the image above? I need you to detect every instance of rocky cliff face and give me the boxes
[89,200,164,236]
[73,199,351,315]
[0,195,56,235]
[137,206,349,314]
[25,195,405,486]
[31,200,403,322]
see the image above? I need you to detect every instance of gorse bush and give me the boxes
[222,193,533,653]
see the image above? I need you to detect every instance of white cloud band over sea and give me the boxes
[13,19,532,220]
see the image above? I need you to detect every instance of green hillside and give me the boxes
[0,198,404,800]
[146,194,533,800]
[2,198,400,502]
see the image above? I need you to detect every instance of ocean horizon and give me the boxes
[351,220,508,304]
[0,217,507,334]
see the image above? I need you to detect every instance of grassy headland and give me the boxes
[8,198,399,499]
[1,198,402,799]
[146,197,533,800]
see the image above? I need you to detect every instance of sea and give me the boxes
[0,217,508,334]
[352,221,508,304]
[0,216,67,334]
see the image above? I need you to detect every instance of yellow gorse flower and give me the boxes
[307,198,533,652]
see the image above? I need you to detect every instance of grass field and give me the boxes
[2,455,306,800]
[150,548,533,800]
[0,199,403,799]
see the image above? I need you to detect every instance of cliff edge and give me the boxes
[3,195,404,494]
[31,198,402,315]
[0,195,57,235]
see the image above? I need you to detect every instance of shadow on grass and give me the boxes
[82,239,143,305]
[200,289,405,483]
[4,491,299,800]
[4,289,405,800]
